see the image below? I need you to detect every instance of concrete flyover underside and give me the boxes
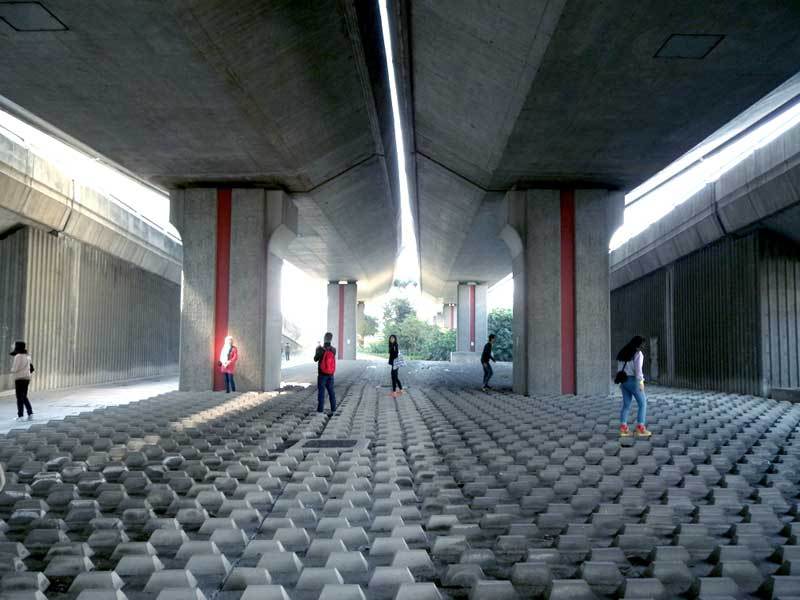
[396,0,800,300]
[0,0,403,297]
[0,360,798,598]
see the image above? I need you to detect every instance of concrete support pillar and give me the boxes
[503,188,623,395]
[170,188,297,392]
[442,303,456,330]
[356,300,365,347]
[456,283,487,352]
[327,282,357,360]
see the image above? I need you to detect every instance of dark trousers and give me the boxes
[15,379,33,417]
[317,375,336,412]
[482,362,493,387]
[224,372,236,393]
[285,351,290,361]
[391,368,402,392]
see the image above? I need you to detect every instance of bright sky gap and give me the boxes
[378,0,419,283]
[611,95,800,251]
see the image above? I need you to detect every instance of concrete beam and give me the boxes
[610,112,800,290]
[0,135,181,283]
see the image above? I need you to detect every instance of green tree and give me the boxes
[382,297,415,334]
[358,314,378,343]
[424,327,456,361]
[488,308,513,361]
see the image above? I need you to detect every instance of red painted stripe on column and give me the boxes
[469,285,476,351]
[560,189,576,394]
[213,189,232,391]
[338,284,345,358]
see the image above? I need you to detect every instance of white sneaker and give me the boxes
[27,415,33,421]
[16,416,25,421]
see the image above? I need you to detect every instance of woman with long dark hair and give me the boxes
[615,336,651,437]
[388,334,403,398]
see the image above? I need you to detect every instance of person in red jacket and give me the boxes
[219,335,239,393]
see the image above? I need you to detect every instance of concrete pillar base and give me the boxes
[170,188,297,392]
[504,188,623,396]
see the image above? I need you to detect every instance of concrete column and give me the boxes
[503,188,623,396]
[442,303,456,330]
[170,188,297,391]
[456,283,487,352]
[327,282,357,360]
[357,300,365,347]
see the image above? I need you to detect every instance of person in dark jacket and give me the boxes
[313,332,337,413]
[388,334,403,398]
[481,334,496,392]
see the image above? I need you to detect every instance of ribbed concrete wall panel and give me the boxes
[760,233,800,392]
[17,228,179,392]
[0,228,28,390]
[612,233,762,395]
[611,269,666,383]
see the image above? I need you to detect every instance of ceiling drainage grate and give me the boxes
[0,2,67,31]
[654,34,724,59]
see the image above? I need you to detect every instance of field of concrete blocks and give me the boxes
[1,372,799,599]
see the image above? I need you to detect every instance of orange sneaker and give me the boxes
[619,424,632,437]
[635,424,652,437]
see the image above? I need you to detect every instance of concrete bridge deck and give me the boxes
[1,360,798,599]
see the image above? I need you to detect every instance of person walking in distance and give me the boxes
[10,340,34,420]
[285,343,291,362]
[481,334,496,392]
[388,334,403,398]
[615,335,651,437]
[218,336,239,393]
[314,332,337,413]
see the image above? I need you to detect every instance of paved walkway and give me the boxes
[0,360,512,434]
[0,361,797,599]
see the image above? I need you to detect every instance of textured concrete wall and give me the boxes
[610,231,794,396]
[1,226,179,394]
[170,190,217,391]
[575,190,619,395]
[525,190,562,394]
[759,233,800,394]
[228,189,287,391]
[229,190,268,391]
[0,227,28,391]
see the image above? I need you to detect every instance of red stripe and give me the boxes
[338,284,345,357]
[213,189,232,391]
[560,189,576,394]
[469,285,476,350]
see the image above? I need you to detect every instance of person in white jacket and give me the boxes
[615,335,650,437]
[10,340,34,420]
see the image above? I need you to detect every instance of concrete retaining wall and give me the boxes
[0,226,179,393]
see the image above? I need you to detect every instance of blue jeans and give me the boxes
[620,378,647,425]
[482,362,493,387]
[317,375,336,412]
[224,372,236,393]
